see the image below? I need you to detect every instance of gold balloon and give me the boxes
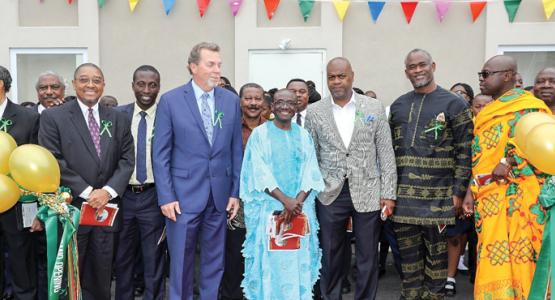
[9,145,60,193]
[0,132,17,175]
[515,112,555,153]
[524,123,555,175]
[0,174,21,213]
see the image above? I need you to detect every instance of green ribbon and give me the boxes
[213,111,224,129]
[100,120,112,138]
[424,124,445,140]
[355,111,365,124]
[0,118,13,132]
[529,176,555,300]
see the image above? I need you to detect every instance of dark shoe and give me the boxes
[2,293,13,300]
[445,280,456,297]
[378,268,386,279]
[134,286,145,297]
[341,284,351,294]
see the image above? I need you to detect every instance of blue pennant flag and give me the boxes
[163,0,175,15]
[368,1,385,23]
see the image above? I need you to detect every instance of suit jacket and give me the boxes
[2,99,39,145]
[305,93,397,212]
[152,80,242,213]
[38,100,134,230]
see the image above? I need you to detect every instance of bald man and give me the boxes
[470,55,550,299]
[533,67,555,113]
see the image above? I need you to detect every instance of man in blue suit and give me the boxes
[152,42,242,300]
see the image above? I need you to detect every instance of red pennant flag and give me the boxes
[197,0,211,17]
[401,2,418,23]
[67,0,73,4]
[469,2,487,22]
[264,0,280,20]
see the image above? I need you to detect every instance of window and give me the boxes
[500,45,555,89]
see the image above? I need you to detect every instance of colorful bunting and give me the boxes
[504,0,521,22]
[401,2,418,24]
[299,0,315,22]
[98,0,106,8]
[264,0,280,20]
[227,0,243,16]
[434,0,450,22]
[368,1,386,23]
[469,2,487,22]
[129,0,140,12]
[333,0,351,22]
[163,0,175,15]
[543,0,555,19]
[67,0,73,4]
[197,0,211,17]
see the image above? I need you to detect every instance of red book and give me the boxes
[268,212,309,251]
[79,202,119,227]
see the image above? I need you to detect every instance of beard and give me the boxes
[412,77,433,89]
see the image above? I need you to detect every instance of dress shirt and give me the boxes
[37,104,46,114]
[129,103,156,185]
[191,80,215,123]
[76,99,118,200]
[295,109,307,128]
[331,92,357,149]
[0,97,7,118]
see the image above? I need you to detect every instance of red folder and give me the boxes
[268,212,309,251]
[79,202,119,227]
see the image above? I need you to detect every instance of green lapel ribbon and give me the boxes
[213,111,224,129]
[355,111,365,124]
[529,176,555,300]
[0,118,13,132]
[424,123,445,140]
[100,120,112,138]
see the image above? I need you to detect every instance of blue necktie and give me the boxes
[200,93,213,145]
[136,111,147,183]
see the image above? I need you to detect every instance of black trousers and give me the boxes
[317,183,381,300]
[220,227,246,300]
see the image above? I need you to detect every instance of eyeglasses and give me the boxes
[477,70,511,79]
[77,77,104,85]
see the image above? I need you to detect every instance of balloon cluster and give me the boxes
[0,132,61,212]
[514,112,555,175]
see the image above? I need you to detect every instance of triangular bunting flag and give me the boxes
[434,0,450,22]
[67,0,73,4]
[543,0,555,19]
[197,0,211,17]
[469,2,487,22]
[504,0,521,22]
[264,0,280,20]
[333,0,351,22]
[299,0,315,22]
[98,0,106,8]
[129,0,140,12]
[227,0,243,16]
[401,2,418,24]
[163,0,175,15]
[368,2,386,23]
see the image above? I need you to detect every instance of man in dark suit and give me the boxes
[38,63,134,300]
[115,65,165,300]
[34,71,66,114]
[153,42,242,300]
[0,65,40,300]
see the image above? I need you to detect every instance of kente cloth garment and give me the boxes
[240,121,325,300]
[389,86,474,225]
[471,89,551,300]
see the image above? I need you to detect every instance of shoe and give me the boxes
[378,268,386,279]
[445,280,456,297]
[341,285,351,294]
[134,286,145,297]
[457,256,469,271]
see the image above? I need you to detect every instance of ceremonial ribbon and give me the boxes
[0,118,13,132]
[424,123,445,140]
[214,111,224,129]
[100,120,112,138]
[529,176,555,300]
[355,111,365,124]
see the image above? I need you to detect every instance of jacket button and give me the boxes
[346,153,350,157]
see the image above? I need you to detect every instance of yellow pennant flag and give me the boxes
[543,0,555,19]
[129,0,139,12]
[333,0,351,21]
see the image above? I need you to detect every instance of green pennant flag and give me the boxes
[98,0,106,8]
[299,0,315,22]
[504,0,521,22]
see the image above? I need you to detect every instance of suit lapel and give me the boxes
[324,99,348,152]
[2,100,17,134]
[99,105,113,161]
[183,83,211,145]
[69,101,100,164]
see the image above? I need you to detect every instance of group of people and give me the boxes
[0,41,554,300]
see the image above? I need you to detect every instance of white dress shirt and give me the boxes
[129,103,156,185]
[332,92,357,149]
[191,80,215,122]
[76,99,118,200]
[37,104,46,114]
[0,97,7,118]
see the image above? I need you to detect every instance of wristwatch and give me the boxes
[500,157,511,168]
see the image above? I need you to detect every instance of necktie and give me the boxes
[296,113,302,127]
[88,108,101,158]
[200,93,213,145]
[136,111,147,183]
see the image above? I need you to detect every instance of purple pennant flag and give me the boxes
[227,0,243,16]
[163,0,175,15]
[367,1,385,23]
[434,0,451,22]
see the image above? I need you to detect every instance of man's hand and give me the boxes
[226,197,240,220]
[462,192,474,218]
[88,189,110,209]
[161,201,181,222]
[30,218,43,232]
[380,199,396,215]
[492,163,511,183]
[453,195,463,217]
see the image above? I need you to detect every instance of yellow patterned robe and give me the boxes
[471,89,551,299]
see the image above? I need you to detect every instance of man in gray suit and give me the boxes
[305,57,397,300]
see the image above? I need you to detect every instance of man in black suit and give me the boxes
[0,65,40,300]
[114,65,165,300]
[38,63,134,300]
